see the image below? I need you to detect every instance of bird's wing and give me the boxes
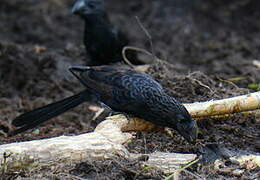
[76,66,162,93]
[70,66,163,111]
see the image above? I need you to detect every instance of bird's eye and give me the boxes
[178,117,187,123]
[88,2,95,9]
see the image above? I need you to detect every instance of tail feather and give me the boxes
[11,90,91,135]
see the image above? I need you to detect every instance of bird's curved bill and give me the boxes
[71,0,85,14]
[178,120,198,144]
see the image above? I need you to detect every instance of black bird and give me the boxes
[72,0,142,65]
[12,66,197,143]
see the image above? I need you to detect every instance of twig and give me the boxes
[134,165,154,180]
[164,158,200,180]
[135,16,156,61]
[122,16,161,66]
[122,46,155,67]
[183,169,205,180]
[217,77,240,90]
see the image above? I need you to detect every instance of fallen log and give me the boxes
[184,91,260,118]
[0,115,197,173]
[1,92,259,173]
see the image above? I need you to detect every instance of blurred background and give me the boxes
[0,0,259,179]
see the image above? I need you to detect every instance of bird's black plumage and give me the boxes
[72,0,143,65]
[70,65,198,143]
[11,90,94,136]
[12,65,197,143]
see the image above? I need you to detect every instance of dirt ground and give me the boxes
[0,0,259,179]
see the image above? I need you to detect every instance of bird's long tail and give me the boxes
[11,90,91,135]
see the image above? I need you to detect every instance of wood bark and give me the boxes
[1,92,260,172]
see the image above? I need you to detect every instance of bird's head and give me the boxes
[175,112,198,144]
[72,0,105,17]
[166,102,198,144]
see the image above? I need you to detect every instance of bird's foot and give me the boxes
[108,111,132,120]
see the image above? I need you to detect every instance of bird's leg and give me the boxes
[108,111,132,118]
[99,102,112,110]
[122,113,135,120]
[99,102,173,137]
[98,102,133,119]
[98,102,115,116]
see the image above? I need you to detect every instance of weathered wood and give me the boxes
[0,115,197,172]
[184,92,260,118]
[1,92,260,172]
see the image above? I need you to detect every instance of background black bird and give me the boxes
[72,0,143,65]
[12,65,197,143]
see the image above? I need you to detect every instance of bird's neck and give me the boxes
[83,13,110,27]
[159,94,184,114]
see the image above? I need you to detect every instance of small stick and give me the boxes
[164,158,200,180]
[184,92,260,118]
[122,46,155,67]
[135,16,156,61]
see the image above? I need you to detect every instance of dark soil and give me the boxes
[0,0,259,179]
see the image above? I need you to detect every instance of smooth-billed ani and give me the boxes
[12,65,197,143]
[72,0,143,65]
